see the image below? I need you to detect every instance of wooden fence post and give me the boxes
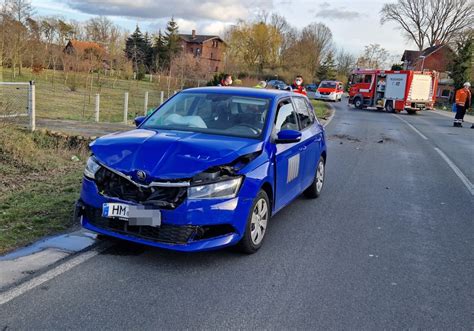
[144,91,149,115]
[95,93,100,122]
[124,92,129,124]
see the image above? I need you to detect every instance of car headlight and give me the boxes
[84,156,101,179]
[188,177,243,199]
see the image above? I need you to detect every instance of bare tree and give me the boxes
[0,0,7,81]
[5,0,33,76]
[299,23,333,80]
[356,44,389,69]
[381,0,474,50]
[335,48,356,80]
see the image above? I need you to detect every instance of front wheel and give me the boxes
[304,157,325,199]
[354,97,363,109]
[238,190,270,254]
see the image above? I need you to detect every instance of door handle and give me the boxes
[299,146,307,152]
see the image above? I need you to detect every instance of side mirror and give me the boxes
[134,116,146,127]
[276,130,302,144]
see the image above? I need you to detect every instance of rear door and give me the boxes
[273,99,305,210]
[293,96,322,190]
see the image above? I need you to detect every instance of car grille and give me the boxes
[83,206,235,245]
[94,167,187,209]
[320,91,330,95]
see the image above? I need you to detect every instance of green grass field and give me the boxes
[0,125,88,254]
[1,68,188,123]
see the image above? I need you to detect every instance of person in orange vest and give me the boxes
[291,75,307,96]
[453,82,472,127]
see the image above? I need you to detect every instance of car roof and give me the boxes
[182,86,296,99]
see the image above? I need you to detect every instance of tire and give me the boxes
[238,190,270,254]
[354,97,363,109]
[385,101,394,113]
[304,157,325,199]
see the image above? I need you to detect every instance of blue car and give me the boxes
[75,87,327,253]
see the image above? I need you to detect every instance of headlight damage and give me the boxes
[83,151,260,207]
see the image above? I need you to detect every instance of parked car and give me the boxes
[305,84,319,99]
[75,87,327,253]
[267,80,288,90]
[315,81,344,102]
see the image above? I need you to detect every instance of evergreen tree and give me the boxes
[317,52,337,81]
[125,26,147,77]
[450,37,473,90]
[152,30,166,72]
[163,17,181,68]
[143,32,154,71]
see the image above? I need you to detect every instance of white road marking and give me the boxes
[393,114,473,196]
[434,147,474,196]
[0,246,106,306]
[393,114,428,140]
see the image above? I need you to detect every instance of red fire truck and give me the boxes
[348,69,439,114]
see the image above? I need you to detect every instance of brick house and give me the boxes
[401,43,455,102]
[64,40,106,58]
[63,40,108,72]
[179,30,226,73]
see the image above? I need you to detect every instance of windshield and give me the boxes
[141,92,270,139]
[319,81,337,88]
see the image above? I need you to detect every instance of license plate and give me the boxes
[102,203,162,227]
[102,203,129,219]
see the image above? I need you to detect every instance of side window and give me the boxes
[364,75,372,83]
[293,97,313,130]
[274,99,298,132]
[304,99,317,121]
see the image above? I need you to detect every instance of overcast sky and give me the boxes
[31,0,413,60]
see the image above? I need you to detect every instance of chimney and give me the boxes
[192,30,196,39]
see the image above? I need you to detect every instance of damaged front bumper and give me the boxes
[76,176,256,252]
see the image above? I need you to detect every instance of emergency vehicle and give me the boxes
[348,69,439,114]
[315,80,344,102]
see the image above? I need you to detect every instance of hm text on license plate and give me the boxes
[102,203,129,219]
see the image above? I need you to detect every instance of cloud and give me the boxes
[147,18,229,36]
[63,0,273,22]
[315,7,362,20]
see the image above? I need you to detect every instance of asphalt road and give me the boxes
[1,101,473,330]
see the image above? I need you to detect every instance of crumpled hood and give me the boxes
[90,129,263,181]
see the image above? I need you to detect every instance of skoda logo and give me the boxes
[136,170,147,181]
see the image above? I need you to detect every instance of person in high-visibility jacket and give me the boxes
[453,82,472,127]
[254,81,267,88]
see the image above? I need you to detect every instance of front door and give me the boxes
[273,99,305,210]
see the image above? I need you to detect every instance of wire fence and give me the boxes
[0,82,33,129]
[1,69,209,124]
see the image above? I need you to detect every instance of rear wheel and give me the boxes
[354,97,363,109]
[385,101,394,113]
[304,157,325,199]
[238,190,270,254]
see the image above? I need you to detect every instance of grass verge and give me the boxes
[311,99,333,120]
[0,124,88,254]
